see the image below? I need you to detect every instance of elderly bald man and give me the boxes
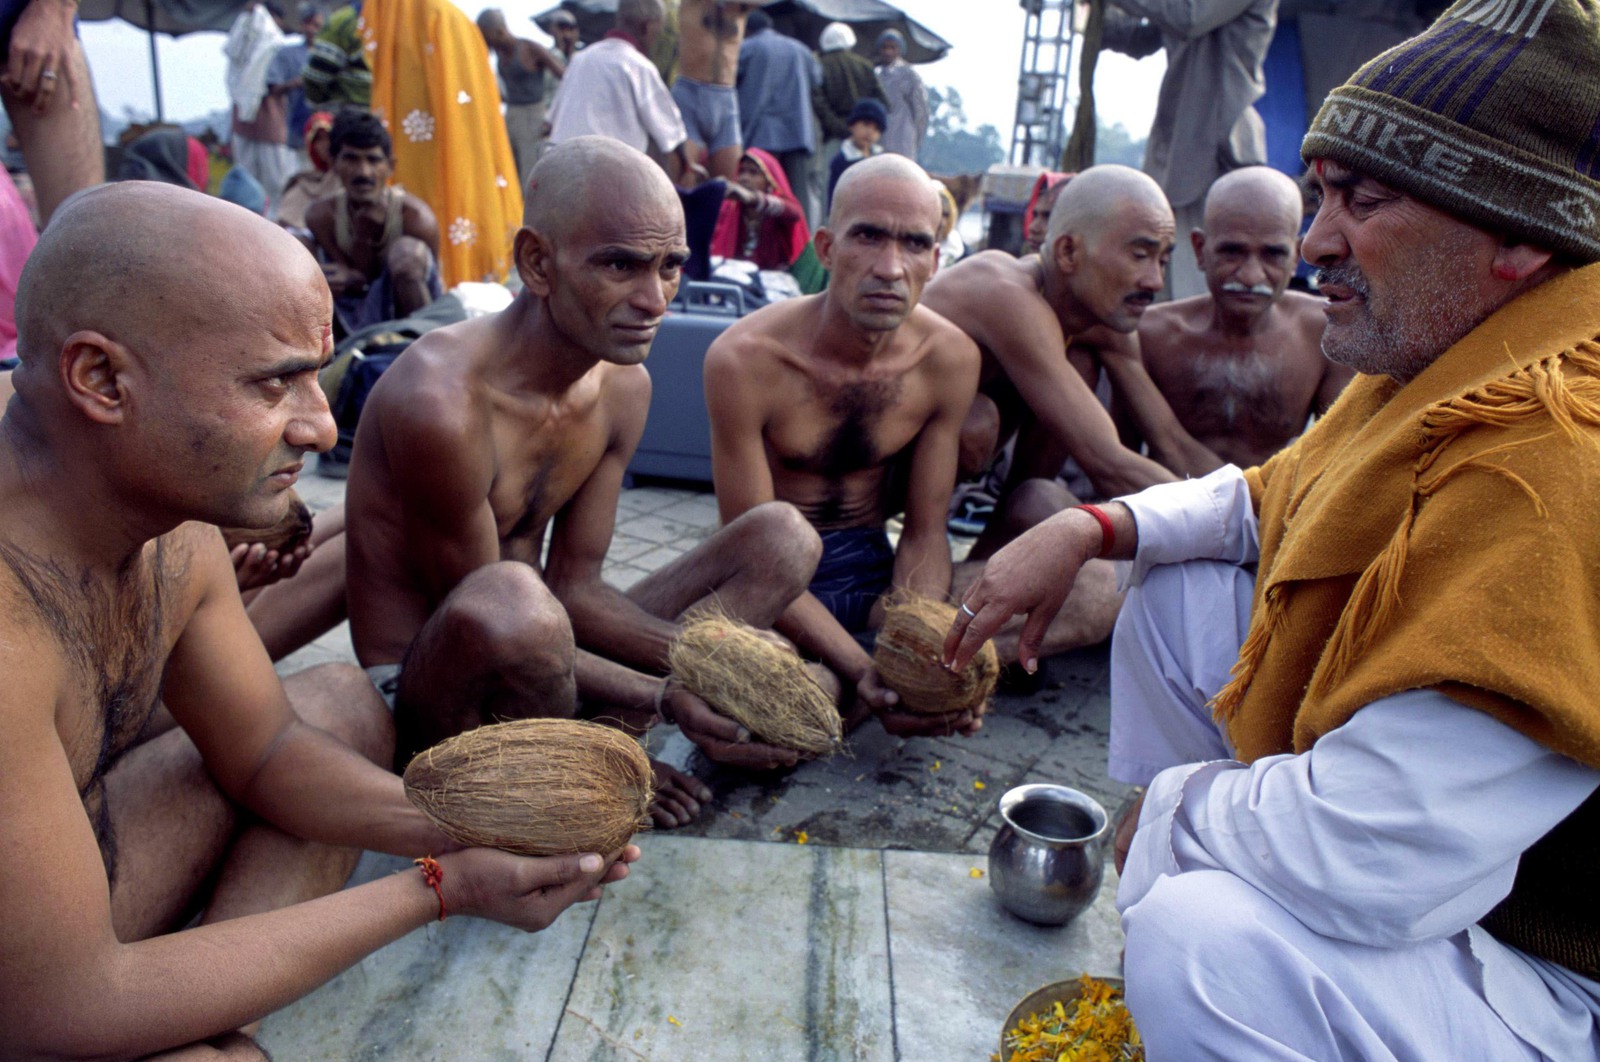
[344,137,822,828]
[0,182,635,1061]
[1088,165,1355,469]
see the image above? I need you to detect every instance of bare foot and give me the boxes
[648,758,713,828]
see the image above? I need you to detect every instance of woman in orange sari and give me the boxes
[364,0,523,286]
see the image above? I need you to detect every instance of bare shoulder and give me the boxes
[1138,295,1208,348]
[598,360,652,425]
[909,303,980,371]
[925,251,1037,311]
[366,321,493,463]
[705,296,817,380]
[402,192,437,226]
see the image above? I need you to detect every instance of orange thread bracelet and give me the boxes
[415,856,446,921]
[1074,504,1116,559]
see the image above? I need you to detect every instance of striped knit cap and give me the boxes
[1302,0,1600,263]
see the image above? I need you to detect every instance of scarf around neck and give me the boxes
[1214,262,1600,768]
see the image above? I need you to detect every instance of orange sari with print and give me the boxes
[365,0,523,286]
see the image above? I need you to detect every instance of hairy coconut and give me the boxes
[219,490,314,554]
[403,718,653,856]
[668,612,842,756]
[874,593,1000,714]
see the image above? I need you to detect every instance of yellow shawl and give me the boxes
[1214,263,1600,768]
[365,0,524,287]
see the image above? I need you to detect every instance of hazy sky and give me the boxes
[79,0,1168,149]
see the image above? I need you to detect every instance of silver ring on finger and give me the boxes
[959,602,977,619]
[40,69,56,80]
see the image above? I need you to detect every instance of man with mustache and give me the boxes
[305,109,440,337]
[949,0,1600,1053]
[704,154,986,737]
[1096,166,1353,469]
[0,182,636,1060]
[922,165,1199,556]
[345,138,822,829]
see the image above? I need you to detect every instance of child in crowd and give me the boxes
[825,97,886,214]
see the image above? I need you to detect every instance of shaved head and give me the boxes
[476,8,506,32]
[829,153,940,230]
[15,181,327,381]
[1046,164,1171,253]
[1203,166,1302,237]
[523,136,682,240]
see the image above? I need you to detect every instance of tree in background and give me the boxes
[1093,121,1146,168]
[920,86,1004,175]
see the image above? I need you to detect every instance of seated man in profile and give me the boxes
[0,183,633,1062]
[704,155,986,737]
[922,166,1207,559]
[346,138,821,828]
[306,109,440,336]
[1086,166,1353,470]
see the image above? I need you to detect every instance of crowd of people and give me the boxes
[2,0,1600,1058]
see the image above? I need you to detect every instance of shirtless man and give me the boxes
[923,165,1210,557]
[346,137,820,826]
[306,108,441,337]
[672,0,763,180]
[705,155,984,737]
[1109,166,1353,468]
[0,183,634,1061]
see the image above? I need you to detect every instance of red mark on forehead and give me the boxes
[1314,159,1325,177]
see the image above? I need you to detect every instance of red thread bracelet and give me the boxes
[1074,504,1116,559]
[415,856,446,921]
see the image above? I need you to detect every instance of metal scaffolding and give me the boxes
[1010,0,1078,168]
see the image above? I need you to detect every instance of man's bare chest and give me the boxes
[772,374,924,478]
[0,542,183,793]
[487,409,611,559]
[1156,344,1314,442]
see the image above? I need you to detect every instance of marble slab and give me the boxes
[256,852,597,1060]
[549,834,894,1061]
[884,851,1124,1062]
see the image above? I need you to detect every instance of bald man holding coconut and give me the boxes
[344,137,823,826]
[0,182,634,1061]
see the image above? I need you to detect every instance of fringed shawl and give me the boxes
[1213,263,1600,768]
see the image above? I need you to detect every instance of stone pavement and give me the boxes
[260,463,1131,1060]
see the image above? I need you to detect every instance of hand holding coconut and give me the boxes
[425,845,641,931]
[662,682,806,771]
[221,489,316,592]
[945,503,1137,674]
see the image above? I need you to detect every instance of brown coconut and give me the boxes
[873,593,1000,714]
[402,718,653,856]
[219,490,314,554]
[667,612,843,756]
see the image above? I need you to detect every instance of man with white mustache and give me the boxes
[1102,165,1354,469]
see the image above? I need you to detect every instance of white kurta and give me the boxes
[1109,466,1600,1060]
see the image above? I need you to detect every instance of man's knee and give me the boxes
[1001,476,1077,529]
[1123,871,1281,1042]
[386,236,434,285]
[438,562,574,678]
[725,501,821,586]
[958,394,1001,481]
[283,662,395,767]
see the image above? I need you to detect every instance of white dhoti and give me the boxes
[1106,535,1600,1060]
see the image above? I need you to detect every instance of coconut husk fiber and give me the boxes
[403,718,653,856]
[667,612,843,757]
[219,490,314,554]
[874,593,1000,714]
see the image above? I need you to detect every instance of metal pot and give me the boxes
[988,784,1109,926]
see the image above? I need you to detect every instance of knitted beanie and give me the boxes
[1301,0,1600,263]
